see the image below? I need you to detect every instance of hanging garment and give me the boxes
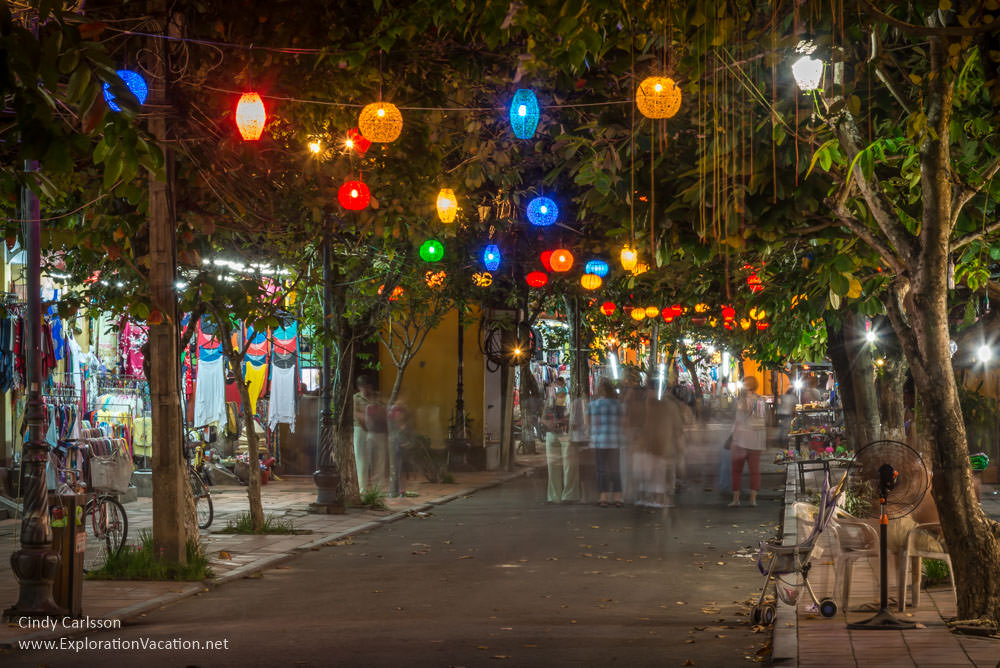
[244,356,268,417]
[198,316,220,350]
[271,321,297,355]
[119,320,148,378]
[268,353,298,433]
[193,355,227,430]
[246,326,269,358]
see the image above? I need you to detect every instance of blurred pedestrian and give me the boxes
[353,375,376,493]
[587,379,624,507]
[365,391,389,495]
[777,386,796,447]
[388,395,413,497]
[729,377,767,507]
[543,405,579,503]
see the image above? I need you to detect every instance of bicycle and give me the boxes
[56,469,128,559]
[185,425,216,530]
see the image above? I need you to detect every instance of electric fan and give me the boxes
[844,440,929,630]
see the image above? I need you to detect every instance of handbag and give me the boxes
[723,433,733,450]
[89,450,133,493]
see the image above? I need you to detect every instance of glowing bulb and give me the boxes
[308,141,321,154]
[377,107,385,117]
[977,345,992,363]
[540,205,547,214]
[518,104,527,116]
[792,55,824,91]
[654,82,663,92]
[793,379,803,390]
[345,139,354,149]
[513,347,522,356]
[865,330,876,343]
[350,189,359,198]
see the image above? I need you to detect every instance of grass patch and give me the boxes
[360,487,388,510]
[922,558,951,587]
[218,512,303,534]
[442,473,455,484]
[86,530,211,581]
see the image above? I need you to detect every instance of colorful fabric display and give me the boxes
[267,351,298,433]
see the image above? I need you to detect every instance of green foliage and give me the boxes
[86,530,211,581]
[922,558,951,588]
[359,487,388,510]
[219,512,301,535]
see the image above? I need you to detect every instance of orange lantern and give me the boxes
[472,272,493,287]
[436,188,458,223]
[740,318,752,330]
[644,306,659,318]
[620,245,638,272]
[235,92,267,141]
[694,302,709,313]
[632,261,649,276]
[425,270,446,288]
[550,249,574,273]
[600,301,616,315]
[378,284,404,301]
[581,274,602,290]
[630,308,646,322]
[526,271,549,288]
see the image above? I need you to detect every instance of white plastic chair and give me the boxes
[830,508,879,611]
[896,522,956,611]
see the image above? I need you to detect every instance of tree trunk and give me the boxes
[518,360,539,455]
[214,309,264,531]
[147,4,193,561]
[680,347,703,421]
[826,314,879,452]
[876,322,908,444]
[844,312,881,447]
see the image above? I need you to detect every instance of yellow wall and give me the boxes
[378,307,485,448]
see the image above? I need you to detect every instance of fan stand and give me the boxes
[848,464,916,630]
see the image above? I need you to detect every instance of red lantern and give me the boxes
[724,321,734,330]
[721,305,736,322]
[757,321,769,331]
[747,273,763,293]
[660,307,674,323]
[347,127,371,156]
[378,284,403,301]
[670,304,683,318]
[540,250,554,272]
[550,249,574,272]
[600,301,616,315]
[338,180,370,210]
[526,271,548,288]
[235,92,267,141]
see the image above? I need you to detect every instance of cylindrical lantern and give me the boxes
[347,127,372,156]
[425,270,446,288]
[103,69,149,112]
[338,180,370,210]
[473,272,493,287]
[644,306,659,318]
[436,188,458,223]
[549,249,573,273]
[721,305,736,322]
[540,250,554,272]
[358,102,403,143]
[509,89,540,139]
[419,239,444,262]
[483,244,501,271]
[585,260,609,277]
[526,271,549,288]
[527,196,558,226]
[620,245,638,272]
[600,301,616,316]
[636,76,682,119]
[581,274,602,290]
[630,308,646,322]
[235,92,267,141]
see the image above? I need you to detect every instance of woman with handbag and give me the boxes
[729,377,767,507]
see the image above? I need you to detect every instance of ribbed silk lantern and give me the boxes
[419,239,444,262]
[549,249,573,273]
[644,306,659,318]
[694,303,709,313]
[338,180,370,210]
[235,92,267,141]
[525,271,548,288]
[347,127,371,156]
[721,305,736,322]
[483,245,501,271]
[630,308,646,322]
[600,302,616,316]
[584,260,609,277]
[581,274,602,290]
[540,250,554,272]
[358,102,403,143]
[620,245,638,272]
[509,89,540,139]
[103,69,148,112]
[636,77,682,119]
[527,197,558,226]
[436,188,458,223]
[632,262,649,275]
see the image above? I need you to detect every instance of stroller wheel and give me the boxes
[761,604,776,626]
[750,606,763,626]
[819,598,838,618]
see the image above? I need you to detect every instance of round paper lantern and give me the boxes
[670,304,683,318]
[358,102,403,143]
[550,249,573,273]
[620,245,638,272]
[694,302,709,313]
[419,239,444,262]
[425,270,446,288]
[346,127,372,156]
[527,197,558,226]
[103,69,148,112]
[636,76,682,119]
[436,188,458,223]
[235,92,267,141]
[630,308,646,322]
[600,301,616,316]
[581,274,602,290]
[526,271,549,288]
[509,89,540,139]
[472,272,493,287]
[792,55,823,92]
[540,250,554,272]
[721,305,736,322]
[483,244,501,271]
[747,273,763,293]
[338,180,370,210]
[584,260,609,277]
[644,306,659,318]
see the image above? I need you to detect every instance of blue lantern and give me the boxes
[585,260,609,277]
[483,244,501,271]
[509,89,540,139]
[103,70,149,112]
[527,197,558,226]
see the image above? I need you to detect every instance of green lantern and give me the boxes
[419,239,444,262]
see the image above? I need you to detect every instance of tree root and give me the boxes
[946,617,999,637]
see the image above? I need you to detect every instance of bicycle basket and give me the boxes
[90,452,133,493]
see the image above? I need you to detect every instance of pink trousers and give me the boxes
[731,445,761,491]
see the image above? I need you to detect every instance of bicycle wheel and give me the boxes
[91,496,128,557]
[190,468,214,530]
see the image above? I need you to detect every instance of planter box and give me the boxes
[983,462,999,485]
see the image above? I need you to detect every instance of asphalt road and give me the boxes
[5,461,783,668]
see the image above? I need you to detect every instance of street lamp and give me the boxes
[791,55,824,91]
[977,344,992,364]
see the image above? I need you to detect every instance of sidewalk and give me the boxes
[772,465,1000,667]
[0,458,542,648]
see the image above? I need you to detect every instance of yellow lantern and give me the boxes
[740,318,752,330]
[630,308,646,322]
[644,306,659,318]
[436,188,457,223]
[358,102,403,143]
[620,245,638,272]
[632,262,649,276]
[580,274,603,290]
[425,270,446,288]
[708,316,718,328]
[695,303,709,313]
[749,307,767,321]
[636,76,682,119]
[472,272,493,287]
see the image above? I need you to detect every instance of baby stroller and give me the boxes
[751,471,846,625]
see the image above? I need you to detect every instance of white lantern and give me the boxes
[791,55,823,92]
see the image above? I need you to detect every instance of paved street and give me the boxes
[4,467,780,667]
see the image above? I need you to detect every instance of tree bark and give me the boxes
[876,319,908,444]
[680,347,704,421]
[827,317,861,451]
[845,312,881,447]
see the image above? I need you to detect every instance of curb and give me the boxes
[771,465,799,667]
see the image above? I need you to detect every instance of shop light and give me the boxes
[610,351,620,381]
[977,345,992,363]
[793,378,804,390]
[865,330,877,344]
[308,140,321,154]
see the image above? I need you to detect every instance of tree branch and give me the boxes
[951,218,1000,252]
[951,155,1000,229]
[828,202,906,276]
[881,281,926,383]
[858,0,1000,37]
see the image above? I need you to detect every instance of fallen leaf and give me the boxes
[491,655,510,660]
[683,660,695,666]
[676,601,686,605]
[686,638,695,644]
[218,551,232,560]
[477,645,489,650]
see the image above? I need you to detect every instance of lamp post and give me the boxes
[4,161,63,621]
